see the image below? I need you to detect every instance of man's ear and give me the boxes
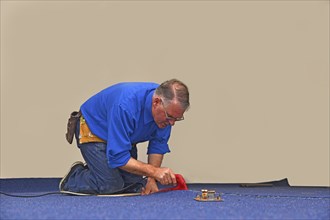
[153,96,161,106]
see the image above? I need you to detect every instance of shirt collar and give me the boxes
[144,90,155,124]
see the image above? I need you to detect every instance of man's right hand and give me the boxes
[153,167,177,185]
[120,158,177,186]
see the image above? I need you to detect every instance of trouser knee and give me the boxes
[97,177,125,194]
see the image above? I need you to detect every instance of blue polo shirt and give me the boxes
[80,82,171,168]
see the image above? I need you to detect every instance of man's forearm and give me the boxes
[148,154,163,167]
[120,155,176,185]
[119,154,163,176]
[120,158,157,177]
[146,154,163,184]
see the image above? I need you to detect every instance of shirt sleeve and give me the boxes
[106,105,134,168]
[147,126,172,155]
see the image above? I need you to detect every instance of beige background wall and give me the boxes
[1,1,329,186]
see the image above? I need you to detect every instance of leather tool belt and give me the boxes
[65,111,82,144]
[65,111,105,144]
[79,116,105,144]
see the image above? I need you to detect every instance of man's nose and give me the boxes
[169,120,176,126]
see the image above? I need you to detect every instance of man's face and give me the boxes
[152,97,185,128]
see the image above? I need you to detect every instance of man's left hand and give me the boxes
[141,177,159,195]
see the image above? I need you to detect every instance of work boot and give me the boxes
[59,161,85,192]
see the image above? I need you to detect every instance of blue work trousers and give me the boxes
[63,121,144,194]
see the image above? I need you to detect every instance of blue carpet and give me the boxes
[1,178,329,219]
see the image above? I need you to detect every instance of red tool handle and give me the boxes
[158,174,188,192]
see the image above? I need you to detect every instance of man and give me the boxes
[60,79,190,195]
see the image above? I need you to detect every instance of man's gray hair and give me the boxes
[155,79,190,110]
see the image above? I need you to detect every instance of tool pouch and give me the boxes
[79,116,105,144]
[65,111,82,144]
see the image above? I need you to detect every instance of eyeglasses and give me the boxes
[161,100,185,122]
